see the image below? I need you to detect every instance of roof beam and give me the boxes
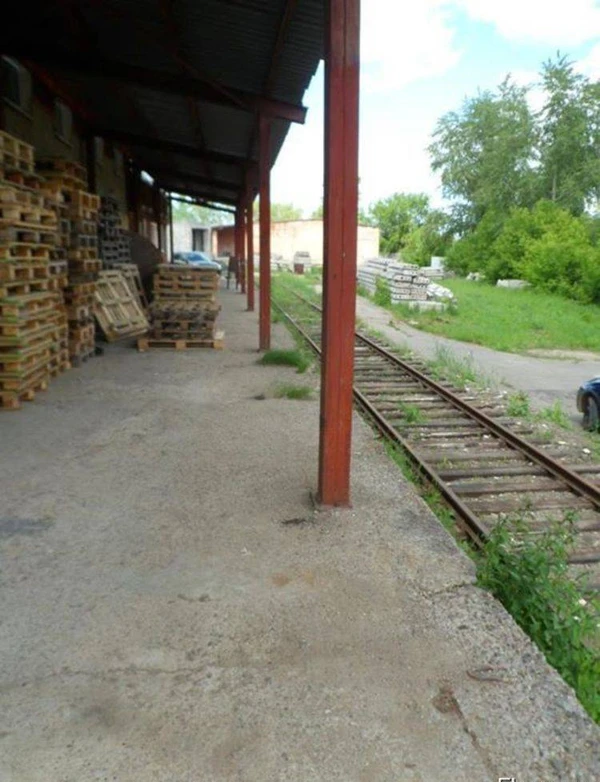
[169,194,236,214]
[265,0,299,95]
[246,0,299,160]
[5,47,307,124]
[147,167,241,193]
[160,185,238,206]
[93,129,252,167]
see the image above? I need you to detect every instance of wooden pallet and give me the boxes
[0,262,49,282]
[68,259,102,276]
[4,169,45,189]
[0,225,57,245]
[108,263,148,311]
[0,130,35,174]
[0,345,52,376]
[94,270,148,341]
[0,184,45,209]
[36,157,87,180]
[137,331,224,351]
[0,292,59,320]
[0,319,60,347]
[0,374,48,410]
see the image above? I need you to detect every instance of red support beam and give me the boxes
[168,194,174,262]
[318,0,361,507]
[236,203,246,294]
[259,115,271,351]
[246,173,255,312]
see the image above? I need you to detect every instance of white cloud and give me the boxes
[454,0,600,45]
[510,69,546,113]
[578,42,600,77]
[361,0,461,92]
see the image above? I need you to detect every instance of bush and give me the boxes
[477,517,600,721]
[448,200,600,302]
[445,211,504,276]
[373,277,392,307]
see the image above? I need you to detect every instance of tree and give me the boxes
[171,199,232,226]
[365,192,430,255]
[429,78,537,230]
[402,209,453,266]
[253,201,303,221]
[537,54,600,215]
[310,203,323,219]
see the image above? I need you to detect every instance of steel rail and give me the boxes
[273,289,600,546]
[272,298,489,542]
[286,289,600,512]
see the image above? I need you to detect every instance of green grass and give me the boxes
[506,391,531,417]
[505,391,572,430]
[477,515,600,722]
[274,383,313,400]
[398,401,426,424]
[427,344,494,390]
[535,400,572,430]
[384,279,600,354]
[258,349,310,373]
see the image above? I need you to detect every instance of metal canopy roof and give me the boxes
[3,0,324,205]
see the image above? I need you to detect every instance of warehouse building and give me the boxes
[210,218,380,265]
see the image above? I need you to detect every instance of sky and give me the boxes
[271,0,600,216]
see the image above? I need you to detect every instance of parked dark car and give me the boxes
[172,251,222,272]
[576,377,600,430]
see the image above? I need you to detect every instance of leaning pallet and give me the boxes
[105,262,148,311]
[138,265,223,350]
[95,270,148,342]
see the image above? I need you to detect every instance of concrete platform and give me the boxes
[0,287,598,781]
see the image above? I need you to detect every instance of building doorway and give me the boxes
[192,228,208,252]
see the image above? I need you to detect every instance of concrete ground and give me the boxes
[1,287,598,781]
[356,295,599,421]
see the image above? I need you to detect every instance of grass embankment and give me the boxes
[377,279,600,354]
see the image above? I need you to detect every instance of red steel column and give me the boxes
[168,194,174,262]
[318,0,360,506]
[246,173,255,312]
[239,202,246,294]
[259,115,271,350]
[234,205,241,290]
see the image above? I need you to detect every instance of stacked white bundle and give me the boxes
[357,258,429,302]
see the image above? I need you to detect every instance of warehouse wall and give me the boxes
[1,64,128,224]
[212,220,380,264]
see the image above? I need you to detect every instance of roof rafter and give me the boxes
[147,166,241,193]
[4,46,307,123]
[161,185,238,206]
[93,128,252,167]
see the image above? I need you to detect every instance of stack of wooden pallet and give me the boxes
[99,195,131,265]
[38,158,101,366]
[0,133,66,408]
[138,265,223,351]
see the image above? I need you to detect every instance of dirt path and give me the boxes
[356,295,600,422]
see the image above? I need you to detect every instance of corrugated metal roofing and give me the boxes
[3,0,324,204]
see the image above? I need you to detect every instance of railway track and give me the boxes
[274,290,600,587]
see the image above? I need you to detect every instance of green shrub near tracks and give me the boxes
[477,517,600,722]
